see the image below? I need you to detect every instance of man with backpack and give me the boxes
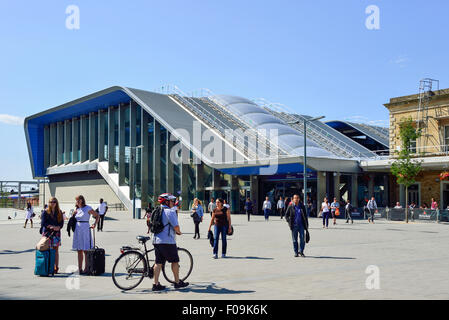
[151,193,189,291]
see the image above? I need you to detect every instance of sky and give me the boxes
[0,0,448,180]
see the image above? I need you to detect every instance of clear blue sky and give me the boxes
[1,0,448,180]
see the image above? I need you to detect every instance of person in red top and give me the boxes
[431,198,438,210]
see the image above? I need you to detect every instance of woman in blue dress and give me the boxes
[72,195,99,274]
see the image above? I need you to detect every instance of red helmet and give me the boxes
[158,193,176,205]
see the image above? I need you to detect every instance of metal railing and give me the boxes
[255,98,377,159]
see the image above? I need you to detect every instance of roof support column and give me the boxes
[80,115,88,162]
[368,173,375,199]
[334,172,341,202]
[108,107,115,173]
[231,175,239,214]
[212,169,221,199]
[57,121,64,165]
[43,125,50,169]
[98,110,105,162]
[180,144,189,210]
[129,101,137,199]
[250,175,259,215]
[118,103,126,186]
[49,123,57,167]
[64,120,71,164]
[72,117,79,163]
[195,163,205,203]
[89,112,96,161]
[153,120,161,201]
[167,132,175,195]
[140,109,149,210]
[317,171,327,208]
[351,174,359,207]
[383,174,389,207]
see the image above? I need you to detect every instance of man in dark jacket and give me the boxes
[285,194,309,257]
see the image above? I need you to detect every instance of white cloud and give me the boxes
[0,114,24,126]
[390,55,411,68]
[343,116,389,127]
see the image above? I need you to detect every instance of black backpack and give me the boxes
[150,206,166,234]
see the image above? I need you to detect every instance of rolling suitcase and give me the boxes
[85,228,105,276]
[34,249,55,276]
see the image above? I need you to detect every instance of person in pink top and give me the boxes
[431,198,438,210]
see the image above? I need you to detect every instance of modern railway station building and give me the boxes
[24,84,449,215]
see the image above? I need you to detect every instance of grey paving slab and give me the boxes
[0,211,448,300]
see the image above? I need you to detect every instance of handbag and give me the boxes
[306,230,310,243]
[227,225,234,236]
[335,208,340,216]
[36,236,50,251]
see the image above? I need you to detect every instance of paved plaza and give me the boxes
[1,211,449,300]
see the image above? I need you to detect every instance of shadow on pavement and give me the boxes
[306,256,356,260]
[0,266,21,270]
[120,282,255,295]
[0,249,35,255]
[222,256,273,260]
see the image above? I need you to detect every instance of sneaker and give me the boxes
[299,252,305,257]
[174,280,189,289]
[213,254,218,259]
[294,253,299,257]
[221,254,226,258]
[152,283,166,291]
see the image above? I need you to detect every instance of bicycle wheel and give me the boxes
[112,250,147,291]
[162,247,193,284]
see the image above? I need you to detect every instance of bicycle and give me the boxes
[111,235,193,291]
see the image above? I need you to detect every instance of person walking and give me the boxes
[284,197,291,216]
[208,198,232,259]
[277,196,285,219]
[191,198,204,239]
[330,197,340,225]
[306,197,313,217]
[244,197,253,221]
[208,198,216,216]
[321,197,331,229]
[285,194,309,257]
[41,197,64,273]
[144,203,153,234]
[345,199,354,224]
[263,197,272,221]
[223,199,230,212]
[24,201,34,228]
[152,193,189,291]
[72,195,100,274]
[96,198,108,232]
[367,196,377,224]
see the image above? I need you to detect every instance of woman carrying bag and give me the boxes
[40,197,64,273]
[72,195,99,274]
[208,198,232,259]
[191,198,204,239]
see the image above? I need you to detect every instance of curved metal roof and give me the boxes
[325,120,389,149]
[213,95,335,158]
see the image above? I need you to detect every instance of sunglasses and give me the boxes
[50,201,57,204]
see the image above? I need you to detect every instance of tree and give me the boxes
[390,117,422,223]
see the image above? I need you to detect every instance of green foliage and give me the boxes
[391,117,422,187]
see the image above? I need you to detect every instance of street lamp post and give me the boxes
[288,116,325,206]
[130,145,144,219]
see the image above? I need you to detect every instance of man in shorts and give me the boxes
[152,193,189,291]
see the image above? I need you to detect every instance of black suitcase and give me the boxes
[85,228,105,276]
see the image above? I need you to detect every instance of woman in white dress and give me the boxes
[24,201,34,228]
[72,195,99,274]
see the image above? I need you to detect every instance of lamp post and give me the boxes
[130,145,144,219]
[288,116,325,206]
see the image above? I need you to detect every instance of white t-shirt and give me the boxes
[98,202,108,215]
[322,202,330,212]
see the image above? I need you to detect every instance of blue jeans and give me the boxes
[213,225,227,255]
[264,209,271,220]
[291,224,305,254]
[323,211,330,227]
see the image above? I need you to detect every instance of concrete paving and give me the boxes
[1,211,449,300]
